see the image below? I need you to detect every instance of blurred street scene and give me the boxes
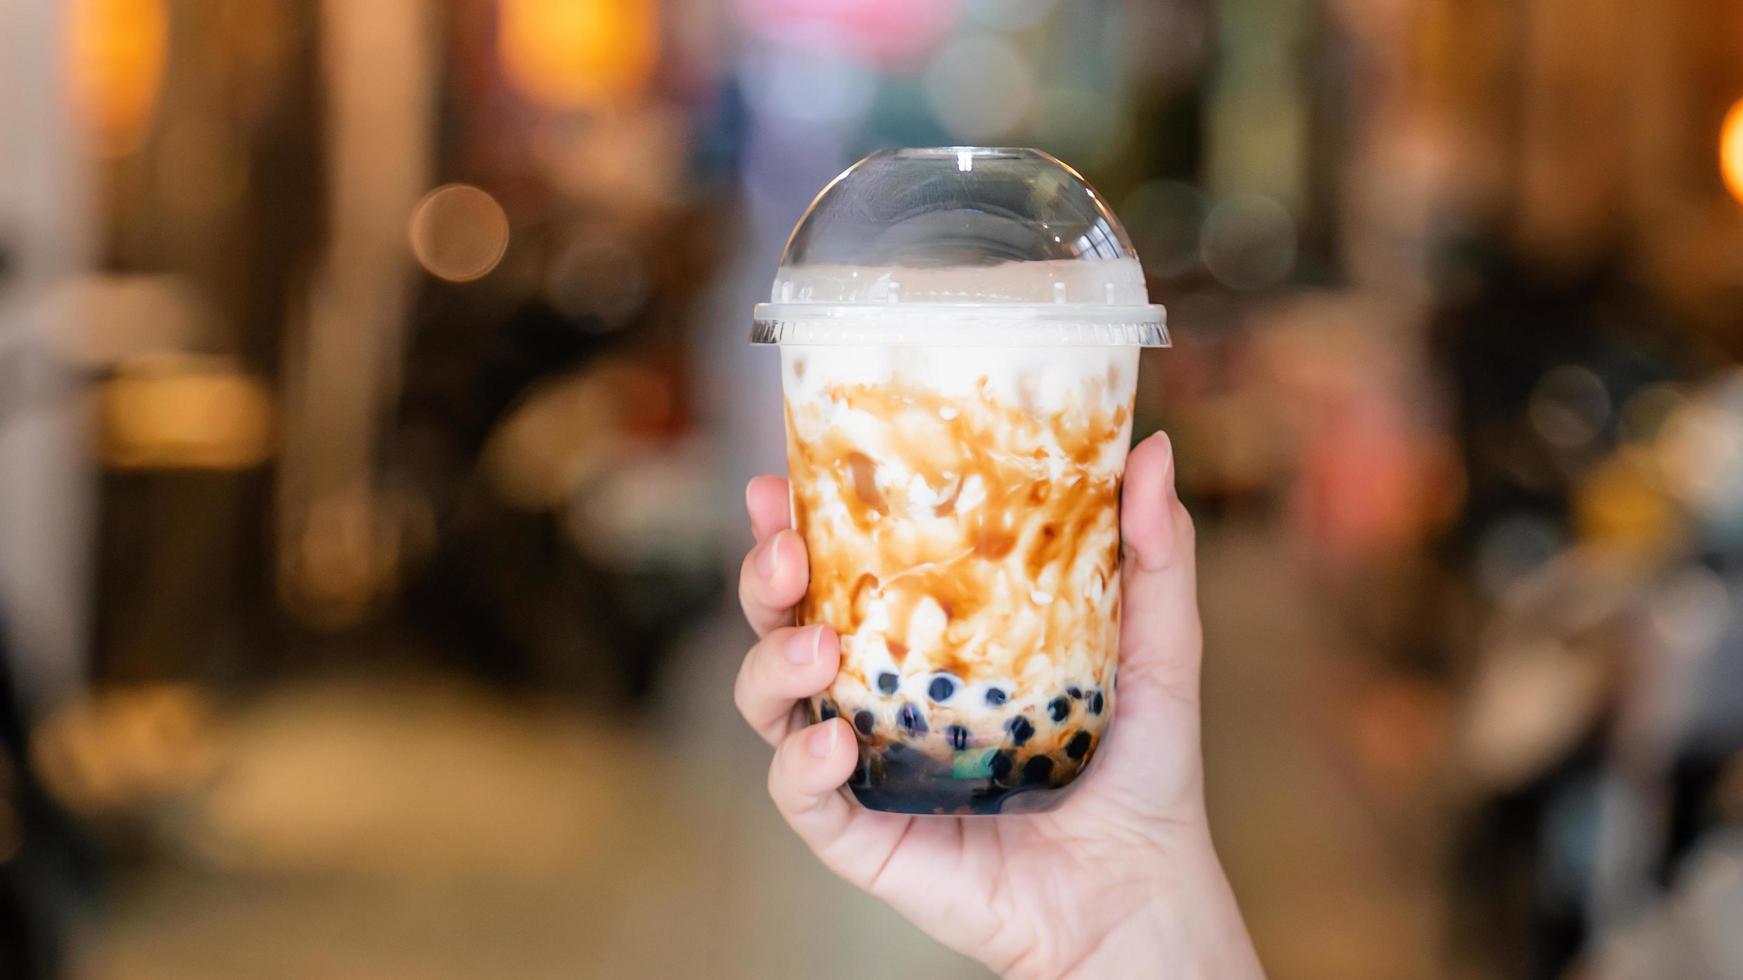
[3,0,1743,977]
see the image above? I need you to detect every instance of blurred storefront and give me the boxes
[0,0,1741,977]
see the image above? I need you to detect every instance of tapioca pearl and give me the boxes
[1065,731,1092,761]
[1089,691,1105,715]
[1067,687,1083,700]
[876,672,899,695]
[927,675,959,703]
[1022,755,1055,785]
[1048,697,1071,723]
[990,751,1014,783]
[853,710,875,736]
[946,725,971,751]
[1007,716,1035,746]
[984,687,1008,707]
[897,703,928,735]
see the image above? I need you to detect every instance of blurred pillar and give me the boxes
[277,0,436,627]
[0,1,96,706]
[1206,0,1312,213]
[1515,0,1633,265]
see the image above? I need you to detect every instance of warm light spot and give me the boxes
[1574,452,1672,553]
[482,369,624,509]
[65,0,169,156]
[497,0,657,110]
[30,684,217,814]
[98,358,275,470]
[408,184,510,283]
[287,488,383,630]
[1723,97,1743,206]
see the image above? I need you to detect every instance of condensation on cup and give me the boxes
[751,148,1169,815]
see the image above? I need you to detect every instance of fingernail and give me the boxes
[757,532,784,581]
[785,625,821,665]
[807,720,837,758]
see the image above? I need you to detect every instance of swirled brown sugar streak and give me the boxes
[783,345,1138,814]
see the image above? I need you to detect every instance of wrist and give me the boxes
[1075,850,1260,980]
[1004,829,1263,980]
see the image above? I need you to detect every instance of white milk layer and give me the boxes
[782,342,1136,753]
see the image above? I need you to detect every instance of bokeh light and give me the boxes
[1473,513,1563,600]
[1722,97,1743,206]
[484,372,622,510]
[497,0,658,110]
[535,105,688,219]
[1199,194,1296,291]
[1035,83,1120,165]
[65,0,168,156]
[739,46,878,126]
[98,358,275,470]
[735,0,960,66]
[1122,180,1209,279]
[965,0,1056,32]
[545,233,648,327]
[1655,393,1743,526]
[924,35,1035,141]
[286,488,388,630]
[1574,454,1673,551]
[1620,382,1686,446]
[408,184,510,283]
[1528,365,1611,450]
[42,274,210,369]
[1648,565,1732,658]
[29,685,216,814]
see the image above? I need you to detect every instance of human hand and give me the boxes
[733,432,1263,978]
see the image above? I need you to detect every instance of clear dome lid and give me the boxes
[751,147,1168,347]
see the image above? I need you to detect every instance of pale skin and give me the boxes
[733,432,1266,978]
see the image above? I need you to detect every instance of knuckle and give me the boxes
[731,658,756,719]
[766,743,792,802]
[749,627,797,688]
[1171,500,1197,550]
[736,553,761,611]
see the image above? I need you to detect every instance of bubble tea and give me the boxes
[752,148,1169,814]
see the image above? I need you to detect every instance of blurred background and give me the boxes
[2,0,1743,977]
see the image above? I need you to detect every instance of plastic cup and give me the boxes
[751,147,1168,814]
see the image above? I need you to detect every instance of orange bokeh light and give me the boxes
[1722,97,1743,206]
[497,0,658,111]
[65,0,169,157]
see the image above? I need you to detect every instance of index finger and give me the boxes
[741,477,809,637]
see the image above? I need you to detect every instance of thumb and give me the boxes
[1075,431,1208,820]
[1117,431,1202,704]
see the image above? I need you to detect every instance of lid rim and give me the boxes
[752,302,1167,321]
[750,315,1169,348]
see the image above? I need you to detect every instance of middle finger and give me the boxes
[738,529,810,639]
